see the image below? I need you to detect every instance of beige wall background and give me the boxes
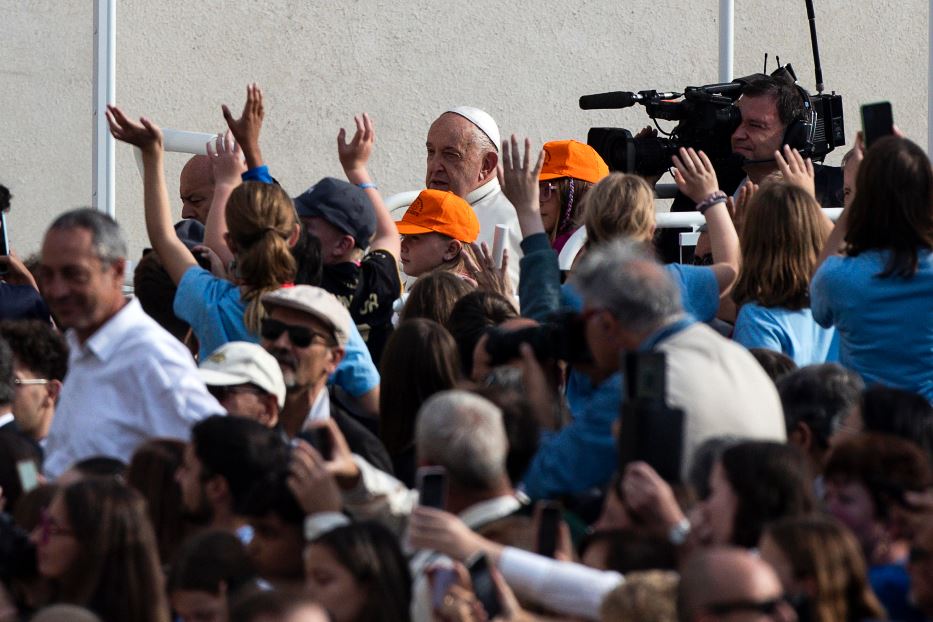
[1,0,928,260]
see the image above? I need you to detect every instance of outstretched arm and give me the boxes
[338,113,400,258]
[106,106,196,284]
[673,147,740,297]
[202,131,247,268]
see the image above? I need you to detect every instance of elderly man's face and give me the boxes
[425,113,491,199]
[180,155,215,223]
[261,306,342,392]
[38,227,125,342]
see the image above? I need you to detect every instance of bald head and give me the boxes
[180,155,215,223]
[678,547,795,622]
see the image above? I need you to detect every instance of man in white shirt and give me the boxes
[425,107,523,287]
[38,209,222,479]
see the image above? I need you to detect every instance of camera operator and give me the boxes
[731,76,808,186]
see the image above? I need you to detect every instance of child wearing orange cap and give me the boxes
[538,140,610,252]
[395,189,480,279]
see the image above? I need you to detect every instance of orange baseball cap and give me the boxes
[395,189,480,243]
[539,140,610,183]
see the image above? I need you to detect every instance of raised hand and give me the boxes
[727,180,758,233]
[317,418,361,489]
[287,438,343,515]
[409,506,487,562]
[221,83,265,169]
[106,105,163,154]
[775,145,815,197]
[337,113,375,176]
[206,130,247,188]
[621,461,686,534]
[498,135,544,214]
[0,252,39,291]
[672,147,720,204]
[464,242,512,298]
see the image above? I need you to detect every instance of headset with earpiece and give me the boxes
[781,82,818,156]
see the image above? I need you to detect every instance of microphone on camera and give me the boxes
[579,91,642,110]
[579,90,682,110]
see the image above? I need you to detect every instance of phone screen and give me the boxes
[468,553,503,619]
[417,467,447,509]
[861,102,894,149]
[17,460,39,494]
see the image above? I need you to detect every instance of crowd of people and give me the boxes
[0,70,931,622]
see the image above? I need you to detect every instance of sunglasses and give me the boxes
[706,597,786,617]
[36,507,75,545]
[261,318,332,348]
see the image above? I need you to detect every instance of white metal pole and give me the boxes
[719,0,734,82]
[92,0,116,217]
[929,0,932,155]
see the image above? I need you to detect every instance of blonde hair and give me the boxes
[226,182,298,334]
[583,173,655,247]
[732,180,827,310]
[599,570,678,622]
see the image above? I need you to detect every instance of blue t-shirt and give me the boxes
[561,263,719,322]
[173,266,379,397]
[733,303,839,366]
[811,250,933,401]
[174,266,254,360]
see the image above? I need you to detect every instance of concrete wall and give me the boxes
[1,0,928,260]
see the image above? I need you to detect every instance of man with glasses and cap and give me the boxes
[425,107,523,287]
[259,285,391,473]
[198,341,286,428]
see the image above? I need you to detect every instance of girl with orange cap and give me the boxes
[537,140,610,252]
[395,189,481,280]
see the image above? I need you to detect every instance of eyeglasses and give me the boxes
[260,318,332,348]
[14,378,49,386]
[37,507,75,545]
[706,597,787,617]
[539,182,558,202]
[207,384,267,402]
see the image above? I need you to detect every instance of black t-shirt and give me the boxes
[320,250,401,365]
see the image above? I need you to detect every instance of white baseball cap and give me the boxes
[261,285,352,347]
[198,341,287,408]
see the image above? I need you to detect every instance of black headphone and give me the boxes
[780,83,818,156]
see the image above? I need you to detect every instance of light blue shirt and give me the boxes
[733,303,839,366]
[811,249,933,401]
[174,266,379,397]
[560,263,720,323]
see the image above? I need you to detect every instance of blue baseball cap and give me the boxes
[294,177,376,249]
